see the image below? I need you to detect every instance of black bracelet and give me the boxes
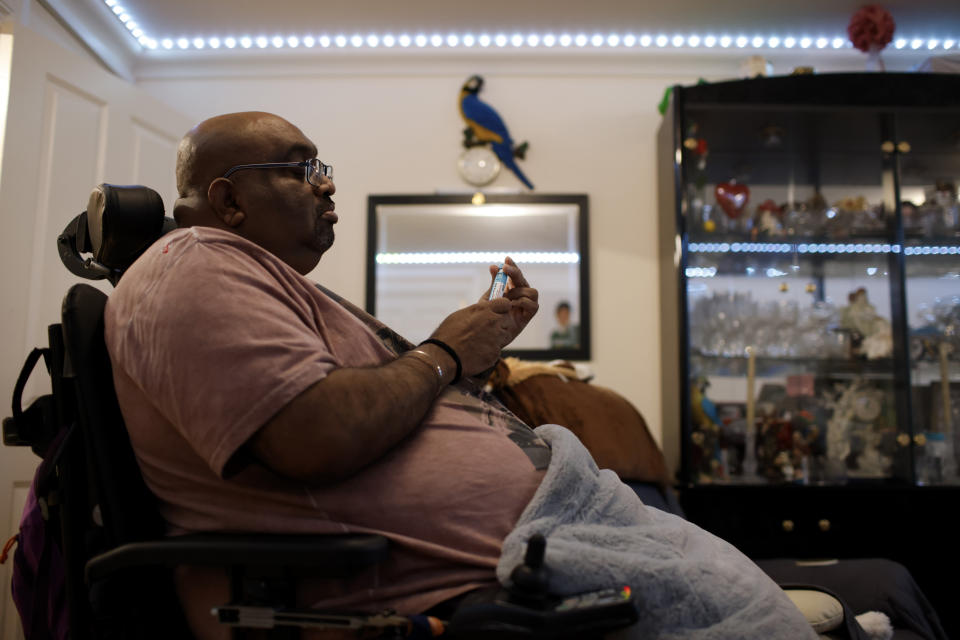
[419,339,462,384]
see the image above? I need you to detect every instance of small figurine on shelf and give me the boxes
[784,192,828,236]
[823,379,895,479]
[690,376,724,482]
[683,124,716,233]
[830,195,886,236]
[836,196,868,213]
[850,426,893,478]
[902,200,922,235]
[826,196,863,238]
[739,55,773,78]
[756,415,801,482]
[772,451,795,482]
[917,181,959,236]
[752,199,785,239]
[933,180,959,235]
[840,287,893,359]
[792,410,824,457]
[823,381,858,481]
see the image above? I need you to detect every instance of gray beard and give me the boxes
[315,218,335,254]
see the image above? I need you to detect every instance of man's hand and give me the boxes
[429,299,515,377]
[486,256,539,336]
[428,257,539,377]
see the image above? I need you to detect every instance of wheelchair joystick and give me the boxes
[508,533,550,604]
[449,531,638,638]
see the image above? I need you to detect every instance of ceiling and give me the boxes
[35,0,960,80]
[92,0,959,41]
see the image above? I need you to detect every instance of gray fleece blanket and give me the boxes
[497,425,816,640]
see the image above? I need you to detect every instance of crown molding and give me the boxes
[131,45,935,82]
[36,0,136,80]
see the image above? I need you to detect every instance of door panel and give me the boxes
[0,23,191,639]
[26,77,108,353]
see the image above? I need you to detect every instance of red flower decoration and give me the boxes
[847,5,895,53]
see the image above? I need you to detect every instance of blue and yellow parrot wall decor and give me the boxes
[458,75,534,190]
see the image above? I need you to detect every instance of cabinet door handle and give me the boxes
[914,434,927,446]
[818,519,831,532]
[782,519,795,532]
[897,433,911,447]
[881,141,895,153]
[897,141,911,153]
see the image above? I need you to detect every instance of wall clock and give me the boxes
[458,147,501,186]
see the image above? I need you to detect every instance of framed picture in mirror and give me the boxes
[366,193,590,361]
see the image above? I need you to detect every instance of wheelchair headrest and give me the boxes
[58,184,176,286]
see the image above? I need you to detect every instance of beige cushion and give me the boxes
[784,589,845,633]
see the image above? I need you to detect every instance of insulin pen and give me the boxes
[489,264,508,300]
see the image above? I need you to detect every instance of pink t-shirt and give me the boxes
[104,226,549,615]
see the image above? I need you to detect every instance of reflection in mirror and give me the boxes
[366,194,590,360]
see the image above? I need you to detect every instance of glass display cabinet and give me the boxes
[658,74,960,488]
[657,73,960,636]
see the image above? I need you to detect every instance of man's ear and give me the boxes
[207,177,246,228]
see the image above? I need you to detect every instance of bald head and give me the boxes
[173,112,314,226]
[170,111,337,274]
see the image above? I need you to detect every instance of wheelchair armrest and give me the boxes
[85,533,389,584]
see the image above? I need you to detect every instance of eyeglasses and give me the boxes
[222,158,333,186]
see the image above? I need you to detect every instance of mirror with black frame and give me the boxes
[366,194,590,361]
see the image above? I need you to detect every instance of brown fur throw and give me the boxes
[490,358,671,487]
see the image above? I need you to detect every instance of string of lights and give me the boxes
[102,0,957,53]
[375,252,580,265]
[689,242,960,255]
[690,242,896,254]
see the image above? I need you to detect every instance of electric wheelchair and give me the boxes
[3,184,639,640]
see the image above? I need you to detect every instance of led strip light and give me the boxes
[903,246,960,255]
[684,243,960,279]
[688,242,907,254]
[685,267,718,278]
[376,252,580,265]
[103,1,957,52]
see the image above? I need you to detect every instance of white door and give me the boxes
[0,22,192,640]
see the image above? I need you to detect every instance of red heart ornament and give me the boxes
[715,182,750,219]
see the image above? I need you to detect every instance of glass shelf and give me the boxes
[692,352,896,377]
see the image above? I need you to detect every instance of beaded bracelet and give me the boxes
[419,338,462,384]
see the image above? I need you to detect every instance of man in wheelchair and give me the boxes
[99,112,813,639]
